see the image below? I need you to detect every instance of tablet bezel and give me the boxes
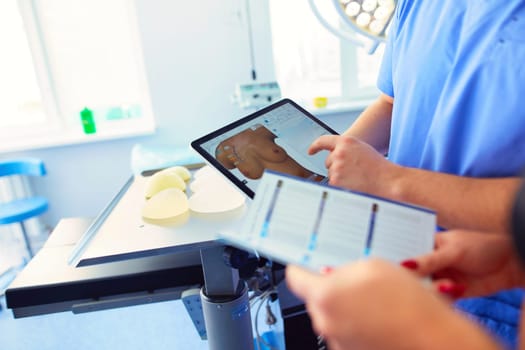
[190,98,339,198]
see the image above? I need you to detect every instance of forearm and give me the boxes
[384,165,521,232]
[415,307,501,350]
[343,93,393,155]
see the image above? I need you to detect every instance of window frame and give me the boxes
[0,0,156,154]
[267,0,382,112]
[18,0,63,133]
[340,42,381,102]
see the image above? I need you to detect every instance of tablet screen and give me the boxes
[191,98,338,198]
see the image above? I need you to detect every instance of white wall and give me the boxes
[3,0,360,229]
[136,0,277,143]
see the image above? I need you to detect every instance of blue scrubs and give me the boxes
[378,1,525,348]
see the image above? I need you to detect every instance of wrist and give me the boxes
[498,235,525,289]
[510,251,525,288]
[380,162,408,202]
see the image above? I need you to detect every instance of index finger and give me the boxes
[285,265,322,301]
[308,135,339,155]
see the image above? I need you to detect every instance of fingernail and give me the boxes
[400,260,419,270]
[320,266,334,275]
[438,284,466,298]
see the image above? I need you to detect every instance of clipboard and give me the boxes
[219,171,436,270]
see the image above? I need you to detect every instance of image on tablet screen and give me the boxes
[196,100,335,197]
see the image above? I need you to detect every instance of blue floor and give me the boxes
[0,297,208,350]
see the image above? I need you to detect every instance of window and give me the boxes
[0,1,47,130]
[0,0,155,153]
[268,0,384,108]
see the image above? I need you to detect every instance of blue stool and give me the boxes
[0,158,48,258]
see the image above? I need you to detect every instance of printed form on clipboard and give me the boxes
[219,170,436,270]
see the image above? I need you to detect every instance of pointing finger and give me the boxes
[308,135,339,155]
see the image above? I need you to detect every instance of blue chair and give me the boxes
[0,158,48,258]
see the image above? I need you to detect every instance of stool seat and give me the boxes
[0,197,49,225]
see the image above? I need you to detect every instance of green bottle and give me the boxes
[80,107,96,134]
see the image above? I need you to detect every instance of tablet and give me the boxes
[191,98,338,198]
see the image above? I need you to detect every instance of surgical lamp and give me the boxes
[309,0,397,53]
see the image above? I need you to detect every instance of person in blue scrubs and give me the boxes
[307,1,525,347]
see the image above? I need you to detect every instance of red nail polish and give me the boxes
[438,284,466,298]
[400,260,419,270]
[320,266,334,275]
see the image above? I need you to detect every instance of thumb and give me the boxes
[286,265,322,301]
